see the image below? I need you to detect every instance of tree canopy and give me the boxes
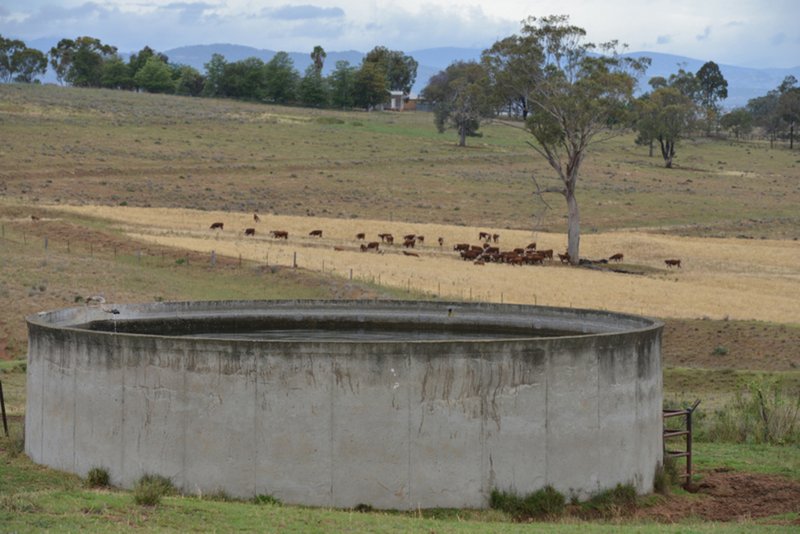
[1,35,47,83]
[422,61,492,146]
[49,36,117,87]
[362,46,418,95]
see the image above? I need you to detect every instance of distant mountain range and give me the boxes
[24,38,800,108]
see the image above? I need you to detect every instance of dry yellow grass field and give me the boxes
[56,205,800,324]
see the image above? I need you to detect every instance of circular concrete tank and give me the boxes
[26,300,663,509]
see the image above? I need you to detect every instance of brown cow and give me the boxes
[525,242,537,251]
[403,234,416,241]
[210,222,224,230]
[479,231,491,241]
[416,235,425,244]
[253,213,261,223]
[558,252,570,264]
[609,253,624,262]
[461,249,482,261]
[403,238,416,248]
[526,253,545,265]
[356,232,366,240]
[539,249,553,260]
[378,233,393,243]
[309,230,323,237]
[454,243,470,252]
[438,237,444,247]
[665,259,682,268]
[31,215,40,221]
[385,235,394,245]
[270,230,288,239]
[492,233,500,243]
[244,228,255,236]
[367,241,380,251]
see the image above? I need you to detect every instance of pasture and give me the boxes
[1,84,799,529]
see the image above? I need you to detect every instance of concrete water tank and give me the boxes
[26,300,663,509]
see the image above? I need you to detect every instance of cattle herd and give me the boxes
[202,216,684,269]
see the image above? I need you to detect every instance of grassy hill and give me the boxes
[1,83,798,530]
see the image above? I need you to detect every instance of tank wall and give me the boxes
[26,302,662,509]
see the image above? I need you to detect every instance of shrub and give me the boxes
[490,486,565,520]
[712,345,729,356]
[522,485,566,518]
[581,484,637,518]
[699,378,800,445]
[252,494,282,506]
[133,474,175,506]
[86,467,110,488]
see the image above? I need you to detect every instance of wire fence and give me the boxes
[1,224,504,303]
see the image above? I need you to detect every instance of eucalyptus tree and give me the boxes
[481,35,540,118]
[9,47,48,83]
[695,61,728,134]
[0,36,46,83]
[362,46,418,95]
[353,61,388,110]
[49,36,117,87]
[490,15,648,264]
[720,108,753,139]
[264,52,299,104]
[299,64,330,107]
[422,61,492,146]
[329,60,357,109]
[635,87,695,168]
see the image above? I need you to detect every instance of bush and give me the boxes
[654,456,681,494]
[699,378,800,445]
[86,467,110,488]
[581,484,637,518]
[133,474,175,506]
[252,494,282,506]
[490,485,565,520]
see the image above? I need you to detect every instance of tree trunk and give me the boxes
[648,139,654,157]
[791,122,795,150]
[565,189,580,265]
[458,124,466,147]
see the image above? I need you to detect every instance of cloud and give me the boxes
[266,4,345,20]
[695,26,711,41]
[162,2,218,24]
[656,35,671,45]
[34,2,111,24]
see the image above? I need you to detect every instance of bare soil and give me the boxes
[636,470,800,524]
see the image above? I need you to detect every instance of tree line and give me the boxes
[423,35,799,159]
[0,34,417,110]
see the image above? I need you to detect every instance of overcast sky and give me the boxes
[1,0,798,68]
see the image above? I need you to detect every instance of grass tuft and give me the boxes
[85,467,110,488]
[133,474,176,506]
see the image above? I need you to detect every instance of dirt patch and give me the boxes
[637,470,800,523]
[663,318,800,372]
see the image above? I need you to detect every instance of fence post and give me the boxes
[349,268,353,281]
[0,379,8,437]
[211,250,216,266]
[44,236,48,250]
[293,252,297,268]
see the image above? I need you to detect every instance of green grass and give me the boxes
[1,83,798,236]
[0,433,794,533]
[692,442,800,480]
